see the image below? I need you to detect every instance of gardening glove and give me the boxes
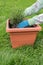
[24,0,43,16]
[17,14,43,28]
[17,20,29,28]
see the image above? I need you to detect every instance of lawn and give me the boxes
[0,0,43,65]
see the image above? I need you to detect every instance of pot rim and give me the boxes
[6,19,41,33]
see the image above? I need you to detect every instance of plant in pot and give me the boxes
[6,9,41,48]
[9,9,24,28]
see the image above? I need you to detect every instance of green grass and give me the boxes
[0,0,43,65]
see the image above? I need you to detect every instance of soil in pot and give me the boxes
[9,21,37,28]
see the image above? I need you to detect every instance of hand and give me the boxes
[16,20,29,28]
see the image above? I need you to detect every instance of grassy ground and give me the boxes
[0,0,43,65]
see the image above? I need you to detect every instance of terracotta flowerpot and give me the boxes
[6,19,41,48]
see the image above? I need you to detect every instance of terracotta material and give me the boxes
[6,19,41,48]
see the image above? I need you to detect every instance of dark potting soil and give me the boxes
[9,22,37,28]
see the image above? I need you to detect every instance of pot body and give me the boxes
[9,31,38,48]
[6,20,41,48]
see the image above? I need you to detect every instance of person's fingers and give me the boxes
[17,20,29,28]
